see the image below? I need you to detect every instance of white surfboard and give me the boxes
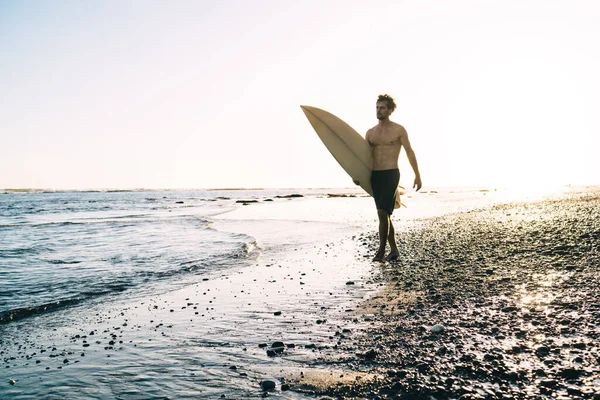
[300,105,403,208]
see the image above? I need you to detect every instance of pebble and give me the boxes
[430,324,445,334]
[260,380,276,391]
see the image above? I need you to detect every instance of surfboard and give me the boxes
[300,105,403,208]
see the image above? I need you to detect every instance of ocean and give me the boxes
[0,186,570,399]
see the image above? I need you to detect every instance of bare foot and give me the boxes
[372,250,386,262]
[385,252,399,262]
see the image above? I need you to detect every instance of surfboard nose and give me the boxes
[300,105,318,116]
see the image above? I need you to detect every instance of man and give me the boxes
[360,94,422,262]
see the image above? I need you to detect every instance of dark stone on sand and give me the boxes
[175,201,184,204]
[275,194,303,198]
[63,359,69,364]
[535,346,551,357]
[503,371,519,382]
[271,342,285,353]
[346,281,355,285]
[236,200,258,204]
[363,349,377,359]
[559,368,586,379]
[501,306,518,313]
[266,350,277,357]
[260,380,276,391]
[416,362,430,373]
[258,343,267,348]
[273,311,282,316]
[281,383,290,391]
[566,386,583,396]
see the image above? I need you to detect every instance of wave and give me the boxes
[0,215,209,228]
[0,298,85,323]
[0,236,260,325]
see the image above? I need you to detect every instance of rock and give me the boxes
[281,383,290,391]
[416,362,430,373]
[271,342,285,353]
[363,349,377,359]
[566,386,583,396]
[559,368,586,379]
[503,371,519,382]
[9,379,16,385]
[273,311,282,316]
[260,380,276,391]
[535,346,550,357]
[430,324,446,334]
[501,306,518,313]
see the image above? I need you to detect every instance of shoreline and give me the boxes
[3,187,599,398]
[288,188,600,399]
[1,195,380,399]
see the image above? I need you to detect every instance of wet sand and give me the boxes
[289,189,600,399]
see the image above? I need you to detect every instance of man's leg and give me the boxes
[386,220,399,261]
[373,209,389,261]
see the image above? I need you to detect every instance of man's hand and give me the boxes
[413,175,422,191]
[353,180,360,186]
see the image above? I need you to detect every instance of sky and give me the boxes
[1,0,599,190]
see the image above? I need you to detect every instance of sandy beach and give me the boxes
[286,188,600,399]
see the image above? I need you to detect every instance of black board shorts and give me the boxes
[370,169,400,215]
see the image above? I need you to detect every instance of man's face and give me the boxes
[376,101,391,120]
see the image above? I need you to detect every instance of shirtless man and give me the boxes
[362,94,422,262]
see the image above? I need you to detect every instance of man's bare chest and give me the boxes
[370,128,401,146]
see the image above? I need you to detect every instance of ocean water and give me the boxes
[0,186,574,398]
[1,189,370,323]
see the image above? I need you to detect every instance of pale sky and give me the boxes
[1,0,599,190]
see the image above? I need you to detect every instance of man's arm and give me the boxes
[401,131,422,191]
[365,128,373,146]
